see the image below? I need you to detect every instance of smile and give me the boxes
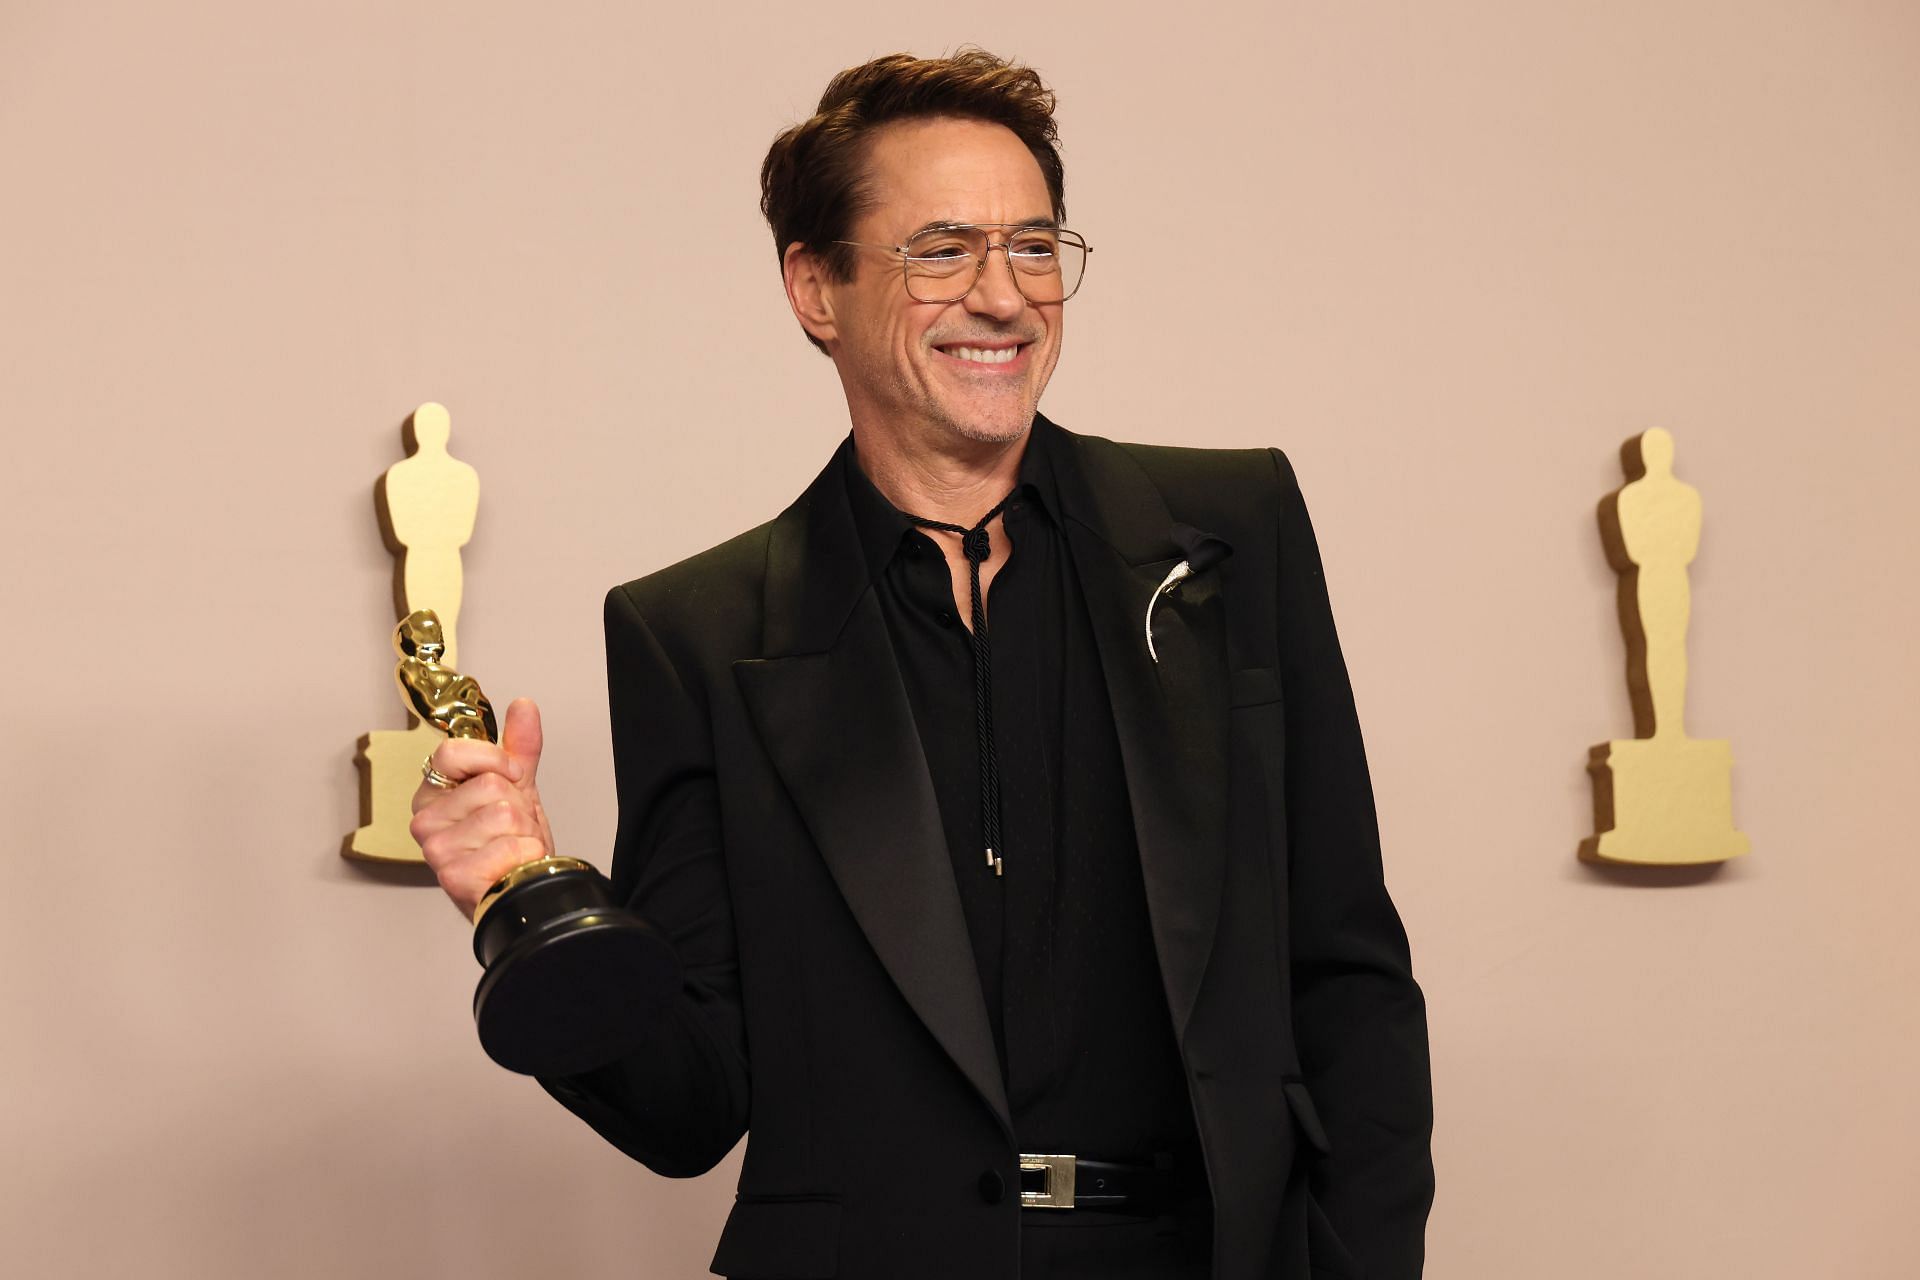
[934,342,1028,368]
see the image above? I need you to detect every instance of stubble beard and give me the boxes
[844,332,1051,455]
[914,355,1050,449]
[930,399,1033,446]
[864,363,1032,452]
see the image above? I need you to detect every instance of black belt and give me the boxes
[1018,1154,1176,1212]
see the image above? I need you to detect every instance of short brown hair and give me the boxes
[760,48,1067,352]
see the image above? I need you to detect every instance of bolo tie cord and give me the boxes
[907,490,1016,876]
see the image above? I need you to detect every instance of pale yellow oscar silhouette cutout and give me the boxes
[1580,428,1750,865]
[345,402,481,864]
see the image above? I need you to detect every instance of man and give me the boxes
[412,50,1433,1280]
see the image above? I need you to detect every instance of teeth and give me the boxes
[947,345,1019,364]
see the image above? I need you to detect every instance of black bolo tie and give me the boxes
[907,490,1016,876]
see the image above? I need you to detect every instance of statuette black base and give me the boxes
[471,861,680,1077]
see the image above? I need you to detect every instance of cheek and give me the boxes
[895,315,945,368]
[1036,327,1063,372]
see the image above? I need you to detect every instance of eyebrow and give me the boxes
[904,216,1061,238]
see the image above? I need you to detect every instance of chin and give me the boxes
[932,396,1038,446]
[953,417,1031,445]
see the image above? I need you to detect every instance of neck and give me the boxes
[850,418,1029,524]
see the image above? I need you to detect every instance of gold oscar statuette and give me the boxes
[395,612,679,1076]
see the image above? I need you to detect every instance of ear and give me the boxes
[782,241,840,348]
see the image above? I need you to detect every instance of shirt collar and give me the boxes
[841,417,1063,583]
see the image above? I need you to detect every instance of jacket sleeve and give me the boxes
[534,582,750,1178]
[1270,448,1435,1277]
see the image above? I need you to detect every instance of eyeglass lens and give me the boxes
[902,226,1087,304]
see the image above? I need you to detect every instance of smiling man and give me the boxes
[411,49,1432,1280]
[785,113,1063,454]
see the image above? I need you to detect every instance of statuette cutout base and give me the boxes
[348,723,445,864]
[1580,739,1750,866]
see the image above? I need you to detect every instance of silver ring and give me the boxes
[421,758,458,790]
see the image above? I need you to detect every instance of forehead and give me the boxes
[856,116,1053,238]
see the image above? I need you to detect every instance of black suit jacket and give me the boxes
[541,417,1434,1280]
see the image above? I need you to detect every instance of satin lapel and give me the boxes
[1049,424,1232,1046]
[733,446,1011,1137]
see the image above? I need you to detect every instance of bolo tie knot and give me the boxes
[907,490,1016,877]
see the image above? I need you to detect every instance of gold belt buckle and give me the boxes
[1019,1153,1077,1209]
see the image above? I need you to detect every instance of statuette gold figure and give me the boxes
[1580,429,1750,866]
[394,610,497,743]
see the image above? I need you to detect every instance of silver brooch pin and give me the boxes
[1145,561,1194,664]
[1145,524,1234,664]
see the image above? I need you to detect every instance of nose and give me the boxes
[962,242,1026,322]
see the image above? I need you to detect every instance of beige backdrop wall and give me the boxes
[3,2,1916,1277]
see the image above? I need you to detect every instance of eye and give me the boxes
[908,235,973,261]
[1009,234,1058,260]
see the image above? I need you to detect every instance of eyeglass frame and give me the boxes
[831,222,1092,304]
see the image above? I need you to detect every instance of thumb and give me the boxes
[500,697,544,785]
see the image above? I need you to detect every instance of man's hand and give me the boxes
[410,697,557,920]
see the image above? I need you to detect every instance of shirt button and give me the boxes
[938,611,956,627]
[977,1170,1005,1205]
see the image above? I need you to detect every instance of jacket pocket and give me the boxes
[709,1195,841,1280]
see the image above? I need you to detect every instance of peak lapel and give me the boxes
[1048,423,1232,1046]
[733,445,1011,1137]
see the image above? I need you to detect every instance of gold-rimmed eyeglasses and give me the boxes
[834,223,1091,304]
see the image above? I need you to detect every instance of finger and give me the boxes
[427,737,517,786]
[442,796,541,850]
[411,762,516,818]
[413,791,538,863]
[500,698,543,785]
[472,833,552,882]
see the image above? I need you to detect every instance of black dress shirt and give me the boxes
[844,423,1209,1272]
